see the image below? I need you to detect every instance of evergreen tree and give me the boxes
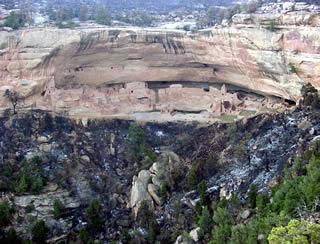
[95,5,111,25]
[210,207,234,244]
[4,12,25,30]
[198,206,211,239]
[86,199,104,233]
[79,4,88,21]
[248,184,258,209]
[0,201,10,228]
[230,224,248,244]
[15,175,27,194]
[198,180,207,206]
[31,220,49,244]
[188,165,197,189]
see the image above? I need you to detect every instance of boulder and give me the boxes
[189,227,200,242]
[37,136,49,143]
[150,162,161,175]
[174,234,194,244]
[175,235,183,244]
[240,209,251,220]
[39,143,52,153]
[80,155,90,163]
[130,170,153,217]
[148,184,162,206]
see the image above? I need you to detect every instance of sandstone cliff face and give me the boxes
[0,12,319,120]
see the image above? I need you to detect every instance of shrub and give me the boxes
[137,200,153,228]
[267,20,276,32]
[31,220,49,244]
[160,181,169,201]
[25,204,35,214]
[288,63,296,73]
[182,25,190,31]
[57,20,75,29]
[226,123,237,141]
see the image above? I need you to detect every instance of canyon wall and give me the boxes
[1,12,320,120]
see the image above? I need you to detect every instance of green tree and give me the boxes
[80,227,93,244]
[53,199,63,219]
[86,199,104,233]
[305,156,320,206]
[79,4,88,22]
[256,194,270,215]
[248,184,258,209]
[95,5,111,25]
[128,122,145,146]
[6,227,22,244]
[0,201,10,227]
[198,180,207,206]
[126,11,153,27]
[31,220,49,244]
[30,177,44,194]
[127,122,149,161]
[206,6,221,26]
[230,224,248,244]
[15,175,27,194]
[56,5,73,22]
[198,206,212,239]
[188,165,197,189]
[268,219,320,244]
[210,207,234,244]
[4,12,25,30]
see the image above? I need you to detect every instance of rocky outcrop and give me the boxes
[2,10,320,120]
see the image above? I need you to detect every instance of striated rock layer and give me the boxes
[1,12,320,120]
